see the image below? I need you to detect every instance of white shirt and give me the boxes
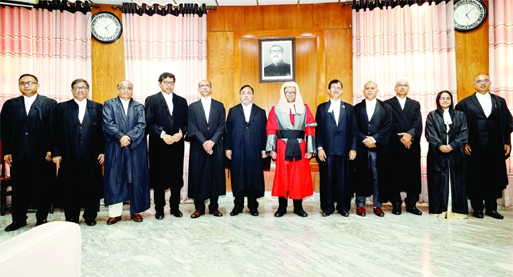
[242,103,252,123]
[74,98,87,123]
[328,99,341,126]
[396,96,407,110]
[161,91,173,116]
[23,94,37,115]
[475,92,492,118]
[365,98,377,120]
[288,103,296,115]
[120,98,130,116]
[200,96,212,123]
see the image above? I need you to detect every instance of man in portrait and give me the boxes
[264,45,291,77]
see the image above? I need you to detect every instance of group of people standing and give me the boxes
[2,72,511,232]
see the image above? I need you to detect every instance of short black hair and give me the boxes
[158,72,176,83]
[239,84,254,94]
[71,78,90,89]
[19,74,38,83]
[328,79,343,90]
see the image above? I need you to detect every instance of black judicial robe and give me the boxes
[383,97,423,199]
[145,92,188,191]
[52,99,104,203]
[225,104,267,198]
[187,99,226,202]
[456,93,513,199]
[425,107,468,214]
[102,97,150,214]
[1,94,57,219]
[353,99,392,200]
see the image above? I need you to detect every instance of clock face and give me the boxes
[91,12,123,43]
[454,0,487,32]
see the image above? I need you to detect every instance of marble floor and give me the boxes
[1,195,513,277]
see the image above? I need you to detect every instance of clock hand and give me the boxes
[466,7,476,19]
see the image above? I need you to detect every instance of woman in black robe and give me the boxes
[425,90,469,218]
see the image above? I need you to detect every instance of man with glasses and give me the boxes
[266,81,316,217]
[187,80,226,218]
[225,85,268,216]
[383,78,423,216]
[264,45,291,77]
[2,74,57,231]
[52,79,104,226]
[102,80,150,225]
[456,74,513,219]
[315,79,358,217]
[145,72,188,220]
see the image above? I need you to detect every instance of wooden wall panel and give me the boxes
[206,32,234,106]
[91,5,125,104]
[324,28,353,104]
[455,0,489,101]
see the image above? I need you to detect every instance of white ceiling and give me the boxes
[91,0,351,7]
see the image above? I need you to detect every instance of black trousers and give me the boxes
[471,198,498,212]
[278,197,302,210]
[63,157,100,221]
[194,196,219,212]
[319,155,352,213]
[233,190,259,210]
[10,159,51,222]
[154,186,181,212]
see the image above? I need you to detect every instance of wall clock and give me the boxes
[454,0,487,32]
[91,12,123,43]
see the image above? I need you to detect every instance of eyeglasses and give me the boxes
[162,81,175,86]
[396,84,409,88]
[330,87,342,91]
[199,84,211,88]
[19,81,37,86]
[270,49,283,54]
[440,97,451,101]
[284,91,296,95]
[118,87,133,91]
[475,79,490,84]
[73,86,89,91]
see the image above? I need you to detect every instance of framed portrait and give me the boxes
[259,37,296,83]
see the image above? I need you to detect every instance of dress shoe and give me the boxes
[4,221,27,232]
[406,206,422,215]
[191,210,205,218]
[274,209,286,217]
[339,210,350,217]
[36,218,48,226]
[392,206,402,215]
[356,207,366,217]
[171,210,183,218]
[322,211,332,217]
[293,208,308,217]
[107,216,122,225]
[473,210,484,218]
[155,212,164,220]
[249,209,259,216]
[131,214,143,222]
[84,218,97,226]
[485,210,504,220]
[230,208,242,216]
[210,209,223,217]
[373,207,385,217]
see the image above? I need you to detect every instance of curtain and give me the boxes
[489,0,513,207]
[122,3,208,201]
[352,0,456,203]
[0,1,91,106]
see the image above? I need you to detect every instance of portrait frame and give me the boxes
[259,37,296,83]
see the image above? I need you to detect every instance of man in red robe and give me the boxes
[266,81,317,217]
